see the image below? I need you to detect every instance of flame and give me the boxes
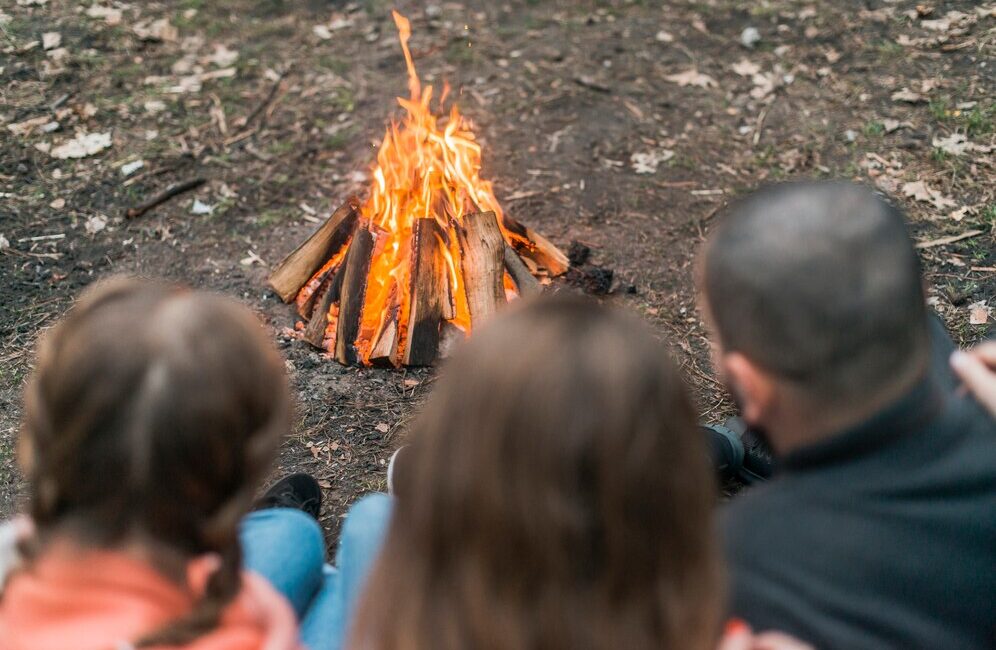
[352,11,508,364]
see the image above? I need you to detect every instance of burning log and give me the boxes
[403,218,448,366]
[502,214,569,277]
[302,264,346,348]
[457,211,506,327]
[334,224,377,365]
[268,197,360,302]
[503,243,540,297]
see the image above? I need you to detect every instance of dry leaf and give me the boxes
[932,133,991,156]
[121,160,144,176]
[0,234,9,251]
[969,301,989,325]
[655,30,673,43]
[665,69,716,88]
[50,131,112,159]
[7,115,50,136]
[133,19,178,43]
[84,215,107,235]
[902,180,956,210]
[49,197,65,209]
[85,5,123,25]
[42,32,61,50]
[891,88,924,103]
[949,206,971,222]
[731,58,760,76]
[317,479,332,489]
[630,150,674,174]
[203,43,238,68]
[313,24,332,40]
[375,422,390,433]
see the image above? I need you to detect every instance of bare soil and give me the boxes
[2,0,993,539]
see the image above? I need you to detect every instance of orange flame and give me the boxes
[353,11,508,365]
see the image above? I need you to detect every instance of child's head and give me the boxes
[19,277,290,643]
[353,296,721,650]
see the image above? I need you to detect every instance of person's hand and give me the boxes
[718,619,815,650]
[950,343,996,417]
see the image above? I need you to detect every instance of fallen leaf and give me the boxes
[144,99,166,114]
[882,119,905,133]
[824,48,841,63]
[84,5,122,25]
[120,160,144,176]
[84,215,107,235]
[203,43,238,68]
[7,115,50,136]
[891,88,924,103]
[374,422,390,434]
[50,131,112,159]
[191,199,214,215]
[16,0,47,5]
[313,24,332,40]
[902,180,956,210]
[731,58,760,76]
[949,206,971,221]
[0,234,8,251]
[740,26,761,48]
[134,18,178,43]
[932,133,992,156]
[240,249,264,266]
[630,150,674,174]
[317,479,332,489]
[665,69,716,88]
[969,301,989,325]
[655,30,673,43]
[49,197,65,209]
[42,32,60,50]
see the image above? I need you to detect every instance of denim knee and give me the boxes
[242,507,326,574]
[339,493,392,551]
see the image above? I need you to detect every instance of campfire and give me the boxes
[269,11,568,367]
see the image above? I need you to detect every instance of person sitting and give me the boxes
[0,278,388,650]
[699,181,996,649]
[347,296,805,650]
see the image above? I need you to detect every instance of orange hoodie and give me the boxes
[0,541,302,650]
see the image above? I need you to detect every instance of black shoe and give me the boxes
[254,473,322,519]
[702,419,773,485]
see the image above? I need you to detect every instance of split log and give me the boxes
[268,197,360,302]
[369,307,400,367]
[404,218,447,366]
[302,263,346,348]
[335,224,376,365]
[501,214,569,276]
[458,211,506,327]
[503,243,541,297]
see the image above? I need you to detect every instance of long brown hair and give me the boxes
[18,277,291,646]
[350,296,721,650]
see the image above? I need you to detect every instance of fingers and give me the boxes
[950,350,996,417]
[752,631,816,650]
[716,619,753,650]
[969,341,996,367]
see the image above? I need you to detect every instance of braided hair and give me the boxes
[19,277,291,646]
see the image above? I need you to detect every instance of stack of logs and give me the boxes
[268,197,568,366]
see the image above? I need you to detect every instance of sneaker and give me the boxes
[725,417,774,483]
[702,419,773,485]
[254,473,322,519]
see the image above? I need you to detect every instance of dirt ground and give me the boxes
[2,0,993,538]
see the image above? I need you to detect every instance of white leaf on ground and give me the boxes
[84,215,107,235]
[655,30,674,43]
[328,16,353,30]
[665,69,716,88]
[7,115,50,136]
[630,150,675,174]
[49,197,65,209]
[120,160,144,176]
[313,25,332,40]
[949,206,972,222]
[891,88,924,103]
[882,119,906,133]
[969,301,990,326]
[144,99,166,114]
[50,131,112,159]
[932,133,992,156]
[16,0,47,5]
[0,234,9,251]
[824,48,841,63]
[47,47,69,62]
[85,5,122,25]
[133,19,178,43]
[731,58,760,76]
[240,250,264,266]
[191,199,214,215]
[750,72,778,99]
[902,180,957,210]
[740,26,761,48]
[42,32,61,50]
[203,43,238,68]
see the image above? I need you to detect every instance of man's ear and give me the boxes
[722,352,777,428]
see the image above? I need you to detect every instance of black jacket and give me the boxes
[722,377,996,649]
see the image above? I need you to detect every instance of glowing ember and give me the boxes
[280,10,567,367]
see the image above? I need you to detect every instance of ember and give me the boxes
[269,11,568,367]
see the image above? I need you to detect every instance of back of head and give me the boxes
[701,181,929,409]
[20,276,290,645]
[352,296,720,650]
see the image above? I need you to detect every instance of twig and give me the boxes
[915,229,984,249]
[125,178,206,219]
[233,66,292,135]
[753,105,770,146]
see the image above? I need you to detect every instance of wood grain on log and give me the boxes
[500,214,569,276]
[268,197,360,302]
[302,263,347,348]
[334,224,376,365]
[503,243,541,297]
[458,211,506,327]
[404,218,447,366]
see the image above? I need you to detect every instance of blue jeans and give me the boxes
[239,494,392,650]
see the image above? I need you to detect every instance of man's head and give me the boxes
[700,181,930,452]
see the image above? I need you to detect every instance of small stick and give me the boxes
[125,178,206,219]
[916,229,984,250]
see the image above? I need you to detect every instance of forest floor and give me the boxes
[2,0,993,539]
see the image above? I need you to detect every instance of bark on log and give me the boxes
[334,224,376,365]
[504,244,541,297]
[458,211,506,327]
[500,214,569,276]
[404,218,447,366]
[302,263,346,348]
[268,197,360,302]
